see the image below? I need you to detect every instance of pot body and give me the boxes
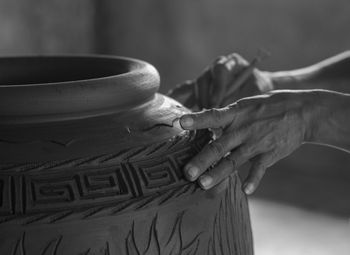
[0,56,253,255]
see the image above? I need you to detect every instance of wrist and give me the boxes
[256,71,275,92]
[268,71,301,90]
[302,90,345,144]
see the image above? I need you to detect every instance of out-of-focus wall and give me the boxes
[95,0,350,93]
[0,0,95,55]
[1,0,349,91]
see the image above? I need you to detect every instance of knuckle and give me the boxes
[190,157,207,173]
[236,146,248,159]
[208,142,226,158]
[269,150,279,161]
[252,165,266,179]
[228,53,248,66]
[208,108,223,122]
[223,157,236,171]
[229,128,243,143]
[262,138,275,151]
[183,79,195,86]
[230,53,241,58]
[254,154,267,166]
[256,163,267,174]
[241,145,254,157]
[255,160,266,170]
[213,59,229,73]
[214,55,226,64]
[255,168,267,181]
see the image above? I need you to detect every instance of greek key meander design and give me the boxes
[0,132,210,225]
[6,175,252,255]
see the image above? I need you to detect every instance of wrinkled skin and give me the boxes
[179,90,316,194]
[168,52,350,195]
[168,53,276,194]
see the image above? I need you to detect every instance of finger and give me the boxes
[243,153,273,195]
[183,132,241,181]
[195,67,212,109]
[211,127,223,140]
[198,156,236,190]
[227,53,249,67]
[181,92,196,109]
[227,144,258,169]
[210,56,230,107]
[167,80,198,109]
[166,80,194,102]
[180,107,233,130]
[220,53,253,106]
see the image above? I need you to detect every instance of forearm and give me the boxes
[305,90,350,153]
[267,51,350,94]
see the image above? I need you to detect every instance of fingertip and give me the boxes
[180,115,194,129]
[214,55,227,64]
[184,164,199,181]
[225,57,237,70]
[199,175,213,190]
[243,182,256,195]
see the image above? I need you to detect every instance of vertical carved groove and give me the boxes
[12,232,25,255]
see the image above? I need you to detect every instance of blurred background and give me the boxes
[0,0,349,254]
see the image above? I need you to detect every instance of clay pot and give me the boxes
[0,56,253,254]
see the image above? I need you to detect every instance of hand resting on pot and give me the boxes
[180,90,350,194]
[171,51,350,194]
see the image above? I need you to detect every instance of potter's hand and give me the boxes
[180,90,318,194]
[167,53,273,110]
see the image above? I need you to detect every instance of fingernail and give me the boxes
[199,175,213,188]
[172,118,182,130]
[180,116,193,128]
[186,166,198,179]
[244,183,254,195]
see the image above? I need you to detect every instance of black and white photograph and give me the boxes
[0,1,349,254]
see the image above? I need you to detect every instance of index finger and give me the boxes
[180,107,234,130]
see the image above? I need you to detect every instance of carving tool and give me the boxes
[226,49,270,99]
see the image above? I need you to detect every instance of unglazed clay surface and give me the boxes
[0,56,253,255]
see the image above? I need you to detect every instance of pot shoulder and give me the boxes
[0,94,194,163]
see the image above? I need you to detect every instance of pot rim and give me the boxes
[0,54,153,87]
[0,55,160,123]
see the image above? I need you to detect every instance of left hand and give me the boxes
[167,53,273,110]
[179,90,318,194]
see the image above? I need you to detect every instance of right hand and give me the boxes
[167,53,274,110]
[179,90,320,194]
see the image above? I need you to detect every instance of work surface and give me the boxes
[247,144,350,255]
[250,199,350,255]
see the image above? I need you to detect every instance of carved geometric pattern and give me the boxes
[24,166,134,214]
[77,167,129,199]
[0,131,210,225]
[0,175,12,215]
[131,158,180,195]
[3,173,252,255]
